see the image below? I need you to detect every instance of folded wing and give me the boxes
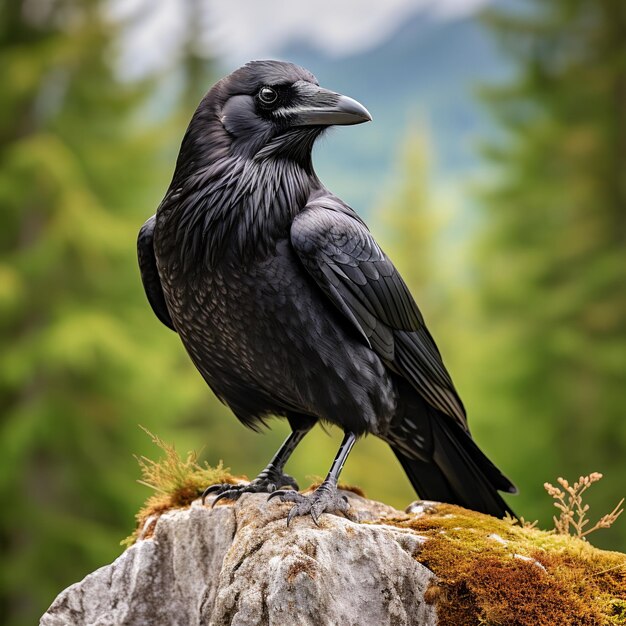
[290,200,467,429]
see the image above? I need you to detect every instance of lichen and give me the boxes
[383,504,626,626]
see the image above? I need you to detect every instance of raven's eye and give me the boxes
[258,87,278,105]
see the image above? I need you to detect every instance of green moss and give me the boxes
[121,447,625,626]
[123,441,367,548]
[608,599,626,625]
[383,504,626,626]
[122,429,238,546]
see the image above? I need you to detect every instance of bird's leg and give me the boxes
[202,424,312,506]
[268,431,356,525]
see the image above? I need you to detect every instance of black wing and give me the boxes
[137,215,176,332]
[290,200,466,428]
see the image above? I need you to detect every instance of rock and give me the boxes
[40,491,438,626]
[40,488,626,626]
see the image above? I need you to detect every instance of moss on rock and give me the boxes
[384,502,626,626]
[122,439,625,624]
[122,429,239,546]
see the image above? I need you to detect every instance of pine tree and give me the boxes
[377,124,436,295]
[375,123,478,384]
[341,123,459,506]
[0,2,219,623]
[476,0,626,548]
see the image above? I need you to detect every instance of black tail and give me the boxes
[392,413,517,519]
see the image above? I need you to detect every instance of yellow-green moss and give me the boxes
[123,433,368,548]
[122,429,239,546]
[608,599,626,624]
[121,443,625,625]
[384,504,626,626]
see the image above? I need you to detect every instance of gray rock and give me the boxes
[41,492,437,626]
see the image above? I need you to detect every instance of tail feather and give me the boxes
[392,414,516,519]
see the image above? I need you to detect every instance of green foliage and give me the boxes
[2,0,624,623]
[475,0,626,548]
[0,2,220,624]
[376,123,437,293]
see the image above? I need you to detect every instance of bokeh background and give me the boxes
[1,0,625,623]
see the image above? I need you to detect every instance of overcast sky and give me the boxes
[112,0,491,77]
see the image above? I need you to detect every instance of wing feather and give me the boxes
[291,201,467,429]
[138,215,176,332]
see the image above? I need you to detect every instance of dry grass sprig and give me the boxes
[544,473,624,540]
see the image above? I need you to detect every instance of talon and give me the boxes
[201,487,216,505]
[270,480,353,525]
[204,484,225,495]
[212,491,238,508]
[202,483,237,505]
[202,471,300,506]
[267,490,287,502]
[287,504,305,528]
[287,507,298,527]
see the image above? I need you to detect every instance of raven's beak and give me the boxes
[290,85,372,127]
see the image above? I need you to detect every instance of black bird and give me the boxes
[138,60,516,523]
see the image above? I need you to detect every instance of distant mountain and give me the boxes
[277,8,511,213]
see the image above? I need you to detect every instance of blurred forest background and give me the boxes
[1,0,625,623]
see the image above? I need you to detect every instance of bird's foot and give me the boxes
[268,480,351,526]
[202,468,298,507]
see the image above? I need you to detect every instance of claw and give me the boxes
[268,481,351,525]
[201,483,238,505]
[201,487,215,505]
[201,484,225,504]
[310,508,320,526]
[211,490,240,508]
[267,489,300,503]
[204,484,225,495]
[202,471,299,507]
[338,496,353,520]
[267,490,285,502]
[287,505,301,527]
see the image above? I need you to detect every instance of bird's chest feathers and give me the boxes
[168,158,313,272]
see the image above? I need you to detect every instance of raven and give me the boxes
[138,60,516,523]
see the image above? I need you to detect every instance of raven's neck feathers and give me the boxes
[160,108,320,272]
[173,156,316,271]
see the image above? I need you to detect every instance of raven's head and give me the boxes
[166,61,370,266]
[193,60,371,169]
